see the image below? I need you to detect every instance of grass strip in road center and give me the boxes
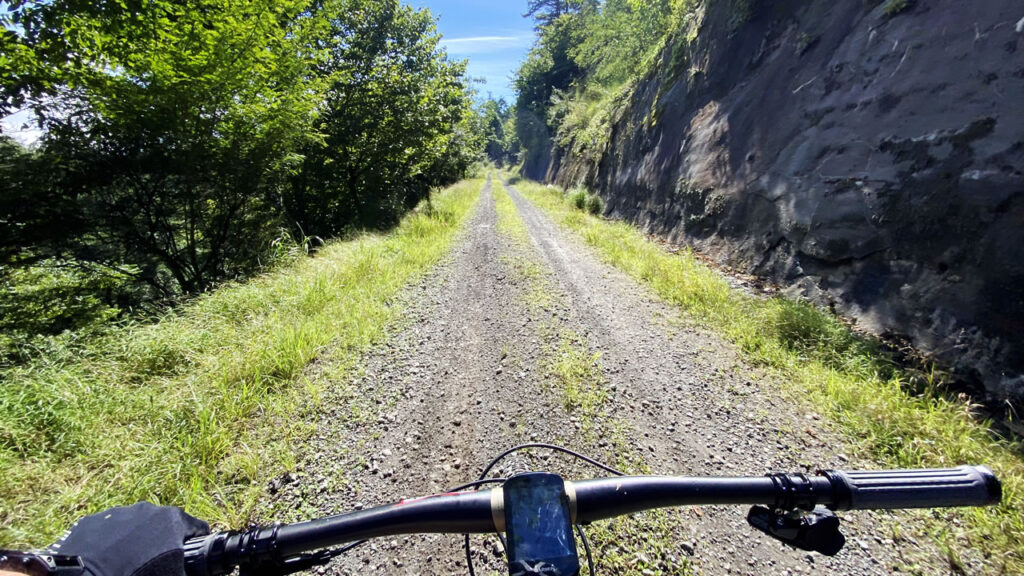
[0,178,483,547]
[494,179,693,574]
[493,180,555,311]
[508,175,1024,574]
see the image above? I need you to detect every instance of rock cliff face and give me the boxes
[542,0,1024,403]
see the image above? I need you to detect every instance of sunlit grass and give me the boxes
[586,510,692,576]
[546,337,608,422]
[511,176,1024,574]
[493,180,554,310]
[493,180,531,244]
[0,179,483,547]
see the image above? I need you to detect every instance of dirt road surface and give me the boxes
[260,176,950,575]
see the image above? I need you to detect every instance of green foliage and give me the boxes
[570,188,589,209]
[513,0,701,178]
[0,179,482,547]
[0,137,76,270]
[570,0,673,87]
[724,0,753,31]
[524,0,587,29]
[514,6,589,176]
[2,0,324,295]
[0,260,130,361]
[0,0,479,352]
[567,187,603,215]
[477,98,517,166]
[284,0,475,237]
[551,83,633,166]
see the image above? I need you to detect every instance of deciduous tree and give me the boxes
[284,0,473,237]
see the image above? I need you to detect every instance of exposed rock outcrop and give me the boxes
[546,0,1024,404]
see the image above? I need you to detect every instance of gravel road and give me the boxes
[259,175,954,575]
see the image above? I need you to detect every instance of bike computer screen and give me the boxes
[503,473,580,576]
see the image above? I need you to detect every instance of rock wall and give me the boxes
[549,0,1024,403]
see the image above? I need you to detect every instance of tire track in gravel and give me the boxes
[258,174,950,576]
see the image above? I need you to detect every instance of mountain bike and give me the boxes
[181,443,1001,576]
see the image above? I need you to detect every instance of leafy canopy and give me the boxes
[0,0,482,356]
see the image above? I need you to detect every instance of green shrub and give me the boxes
[0,260,131,361]
[570,188,588,210]
[585,194,604,215]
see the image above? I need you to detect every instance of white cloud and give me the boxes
[441,35,530,55]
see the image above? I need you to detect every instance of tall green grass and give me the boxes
[511,177,1024,574]
[0,179,482,547]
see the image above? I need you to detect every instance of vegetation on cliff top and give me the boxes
[508,0,702,176]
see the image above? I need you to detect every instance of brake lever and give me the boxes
[746,505,846,556]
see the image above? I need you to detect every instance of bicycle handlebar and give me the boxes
[183,465,1000,576]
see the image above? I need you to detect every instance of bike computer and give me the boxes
[502,473,580,576]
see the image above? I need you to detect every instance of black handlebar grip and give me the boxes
[824,465,1001,511]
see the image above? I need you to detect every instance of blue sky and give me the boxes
[409,0,537,103]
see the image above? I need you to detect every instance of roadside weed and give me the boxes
[547,337,608,421]
[571,188,588,210]
[493,181,555,309]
